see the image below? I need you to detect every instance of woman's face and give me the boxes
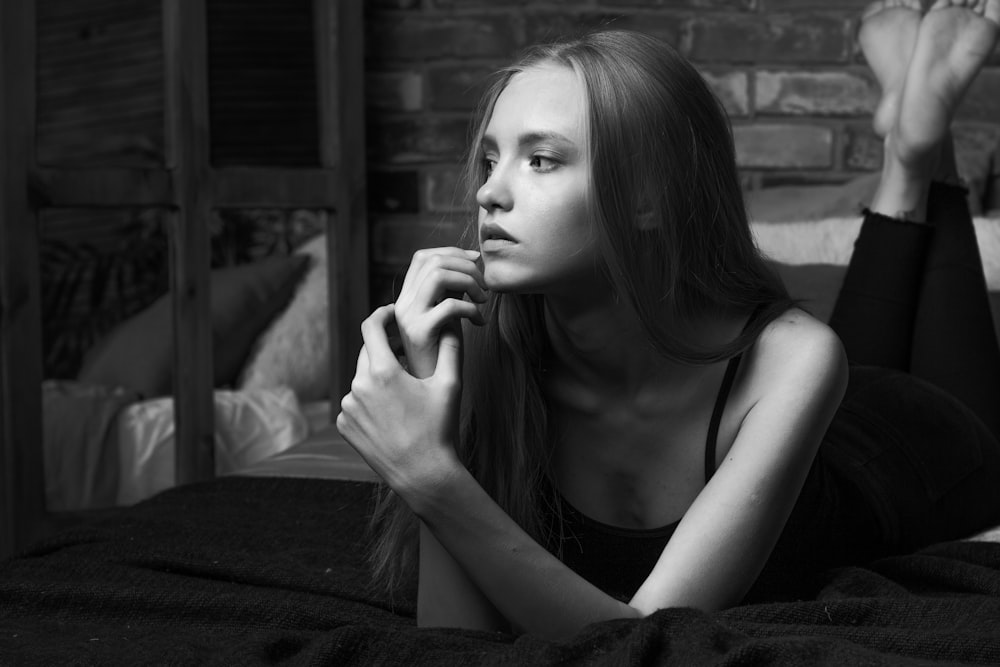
[476,63,600,296]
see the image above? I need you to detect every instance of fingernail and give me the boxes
[465,249,481,258]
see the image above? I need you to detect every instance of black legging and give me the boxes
[747,182,1000,603]
[828,181,1000,440]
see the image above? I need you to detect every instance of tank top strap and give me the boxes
[704,354,743,483]
[704,305,767,483]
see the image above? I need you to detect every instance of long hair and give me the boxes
[369,29,794,594]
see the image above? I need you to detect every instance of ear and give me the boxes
[636,205,658,230]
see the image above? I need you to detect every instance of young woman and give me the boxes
[337,0,1000,639]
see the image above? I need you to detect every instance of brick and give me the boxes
[755,69,878,116]
[699,69,749,117]
[367,15,519,61]
[368,0,421,9]
[756,171,856,188]
[734,123,833,168]
[842,123,1000,179]
[371,216,469,265]
[369,117,471,164]
[425,167,472,213]
[427,65,498,111]
[524,12,684,47]
[685,15,851,63]
[603,0,754,9]
[956,68,1000,124]
[842,123,882,171]
[762,0,869,7]
[953,123,1000,193]
[367,71,424,112]
[369,170,421,214]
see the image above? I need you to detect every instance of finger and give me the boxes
[425,298,485,330]
[355,343,368,376]
[400,248,482,299]
[405,252,485,291]
[361,304,404,375]
[435,328,463,383]
[413,268,489,308]
[336,395,355,436]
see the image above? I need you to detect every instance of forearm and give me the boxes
[402,463,641,640]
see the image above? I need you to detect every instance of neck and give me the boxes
[543,292,674,392]
[541,291,750,393]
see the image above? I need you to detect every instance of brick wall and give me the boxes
[363,0,1000,305]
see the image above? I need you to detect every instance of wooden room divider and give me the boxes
[0,0,368,557]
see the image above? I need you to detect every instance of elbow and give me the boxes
[622,601,647,620]
[515,602,644,642]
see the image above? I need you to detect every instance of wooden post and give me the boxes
[315,0,368,404]
[0,0,46,557]
[163,0,215,485]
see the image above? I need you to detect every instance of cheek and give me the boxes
[537,193,594,257]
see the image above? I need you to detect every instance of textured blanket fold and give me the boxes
[2,476,999,665]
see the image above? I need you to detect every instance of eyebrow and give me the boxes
[481,130,577,151]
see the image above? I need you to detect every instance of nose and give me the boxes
[476,164,513,213]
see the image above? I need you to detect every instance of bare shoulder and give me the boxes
[746,307,848,397]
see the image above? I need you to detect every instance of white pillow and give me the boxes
[751,217,1000,290]
[116,387,308,505]
[238,234,330,400]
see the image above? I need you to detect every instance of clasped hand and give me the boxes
[336,247,486,498]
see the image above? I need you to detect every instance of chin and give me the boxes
[482,264,535,294]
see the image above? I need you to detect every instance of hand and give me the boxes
[337,304,464,496]
[395,247,486,379]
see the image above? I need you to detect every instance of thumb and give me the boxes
[434,327,462,384]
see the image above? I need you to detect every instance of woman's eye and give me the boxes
[483,158,497,178]
[529,155,557,172]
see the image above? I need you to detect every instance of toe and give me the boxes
[986,0,1000,23]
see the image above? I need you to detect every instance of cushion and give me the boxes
[754,218,1000,345]
[746,174,880,223]
[238,234,330,401]
[116,386,309,506]
[78,254,309,398]
[751,217,1000,290]
[42,380,141,511]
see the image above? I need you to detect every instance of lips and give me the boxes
[479,223,516,245]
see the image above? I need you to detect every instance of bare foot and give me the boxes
[858,0,923,138]
[893,0,1000,167]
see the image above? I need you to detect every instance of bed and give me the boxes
[5,2,1000,663]
[3,478,1000,664]
[6,201,1000,666]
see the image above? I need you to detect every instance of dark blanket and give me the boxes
[2,477,1000,665]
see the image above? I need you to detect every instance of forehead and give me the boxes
[486,63,586,141]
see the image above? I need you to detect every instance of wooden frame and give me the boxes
[0,0,367,557]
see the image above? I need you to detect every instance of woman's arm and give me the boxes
[407,458,642,638]
[338,306,640,638]
[630,312,848,612]
[408,314,847,635]
[340,307,847,640]
[418,522,509,632]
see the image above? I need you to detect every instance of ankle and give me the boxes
[931,133,965,187]
[870,144,931,222]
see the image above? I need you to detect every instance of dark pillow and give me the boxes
[768,261,847,324]
[78,255,309,398]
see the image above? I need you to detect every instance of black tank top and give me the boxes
[551,345,748,602]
